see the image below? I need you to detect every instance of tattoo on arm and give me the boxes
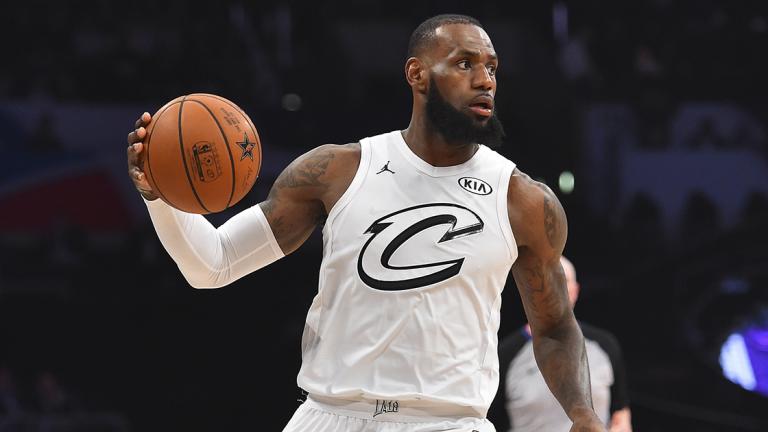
[259,147,336,252]
[275,151,335,189]
[511,174,591,421]
[518,258,592,419]
[531,180,565,249]
[544,196,558,248]
[259,191,289,246]
[516,255,568,325]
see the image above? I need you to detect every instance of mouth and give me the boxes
[468,97,494,118]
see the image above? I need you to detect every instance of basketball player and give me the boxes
[126,14,606,432]
[489,256,632,431]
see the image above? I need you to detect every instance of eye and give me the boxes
[487,64,497,76]
[458,60,471,70]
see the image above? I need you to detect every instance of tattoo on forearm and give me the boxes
[516,255,568,324]
[533,306,593,420]
[514,256,592,420]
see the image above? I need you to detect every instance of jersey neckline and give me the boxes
[392,130,489,178]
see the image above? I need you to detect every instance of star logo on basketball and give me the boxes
[142,93,261,214]
[237,132,256,161]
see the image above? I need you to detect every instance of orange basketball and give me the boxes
[143,93,262,214]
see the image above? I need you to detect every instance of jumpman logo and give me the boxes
[376,161,395,174]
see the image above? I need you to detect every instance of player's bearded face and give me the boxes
[425,78,505,148]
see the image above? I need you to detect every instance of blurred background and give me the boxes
[1,0,767,431]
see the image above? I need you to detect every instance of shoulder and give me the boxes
[319,142,361,185]
[295,143,361,211]
[301,142,361,169]
[507,168,557,213]
[506,168,567,250]
[320,141,361,156]
[281,142,361,186]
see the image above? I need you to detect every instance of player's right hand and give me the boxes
[127,112,158,201]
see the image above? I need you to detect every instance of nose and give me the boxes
[472,66,495,92]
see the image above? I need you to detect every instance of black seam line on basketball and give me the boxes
[189,93,261,189]
[185,99,236,208]
[178,95,211,213]
[192,94,262,178]
[145,100,182,207]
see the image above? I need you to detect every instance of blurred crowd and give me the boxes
[1,2,765,103]
[0,366,127,432]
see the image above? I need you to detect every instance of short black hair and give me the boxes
[407,14,483,59]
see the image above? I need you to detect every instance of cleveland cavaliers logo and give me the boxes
[357,203,484,291]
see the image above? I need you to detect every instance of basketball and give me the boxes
[142,93,262,214]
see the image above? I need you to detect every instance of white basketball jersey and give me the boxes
[297,131,518,417]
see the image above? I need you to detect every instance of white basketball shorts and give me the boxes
[282,395,496,432]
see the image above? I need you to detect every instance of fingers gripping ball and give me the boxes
[143,94,262,214]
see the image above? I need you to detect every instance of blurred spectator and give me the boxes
[559,28,598,85]
[0,366,21,416]
[619,192,667,260]
[685,117,728,149]
[740,191,768,228]
[679,191,721,244]
[34,371,78,415]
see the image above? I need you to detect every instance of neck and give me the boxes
[402,111,478,167]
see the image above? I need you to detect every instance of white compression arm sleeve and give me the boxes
[144,198,284,288]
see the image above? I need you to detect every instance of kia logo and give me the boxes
[458,177,492,195]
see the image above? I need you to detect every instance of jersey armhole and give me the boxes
[496,161,518,262]
[323,138,371,234]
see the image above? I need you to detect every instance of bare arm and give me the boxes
[127,113,359,286]
[258,142,360,254]
[508,170,604,431]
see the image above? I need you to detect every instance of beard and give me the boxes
[425,81,505,149]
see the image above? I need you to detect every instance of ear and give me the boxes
[405,57,428,94]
